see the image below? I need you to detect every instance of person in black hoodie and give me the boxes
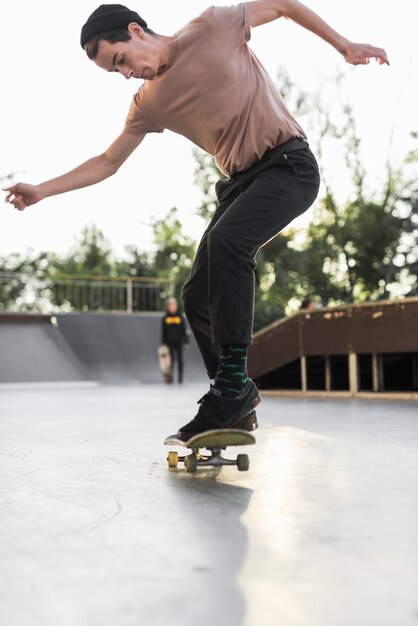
[161,298,189,384]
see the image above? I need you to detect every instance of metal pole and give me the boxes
[372,353,384,392]
[300,355,307,394]
[325,355,332,391]
[348,352,358,396]
[127,279,133,314]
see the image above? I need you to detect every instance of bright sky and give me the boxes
[1,0,417,259]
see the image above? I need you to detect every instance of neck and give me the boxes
[156,35,177,75]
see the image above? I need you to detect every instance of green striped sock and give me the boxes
[214,345,249,397]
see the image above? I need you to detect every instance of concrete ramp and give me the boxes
[0,313,206,384]
[56,313,206,384]
[0,316,90,383]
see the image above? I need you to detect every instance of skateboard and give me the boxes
[164,427,256,473]
[158,344,172,383]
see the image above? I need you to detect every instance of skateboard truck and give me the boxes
[164,428,256,473]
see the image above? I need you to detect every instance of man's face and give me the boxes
[94,24,160,80]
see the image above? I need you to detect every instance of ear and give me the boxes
[127,22,145,39]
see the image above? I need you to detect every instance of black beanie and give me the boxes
[80,4,148,48]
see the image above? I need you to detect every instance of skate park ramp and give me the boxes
[0,313,206,384]
[0,315,90,383]
[56,313,206,384]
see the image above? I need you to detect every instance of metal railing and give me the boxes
[0,271,173,314]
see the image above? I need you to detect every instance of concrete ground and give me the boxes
[0,383,417,626]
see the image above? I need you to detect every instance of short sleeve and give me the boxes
[209,3,251,48]
[123,91,165,136]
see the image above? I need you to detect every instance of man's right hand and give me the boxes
[3,131,145,212]
[3,183,43,211]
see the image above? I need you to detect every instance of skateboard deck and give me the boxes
[164,427,256,473]
[158,344,172,383]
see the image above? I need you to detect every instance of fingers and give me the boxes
[348,43,390,67]
[3,189,27,211]
[4,190,15,204]
[3,187,15,203]
[380,50,390,66]
[357,52,389,66]
[378,47,390,65]
[368,45,390,66]
[10,196,27,211]
[3,186,16,203]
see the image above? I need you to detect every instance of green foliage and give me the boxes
[253,233,303,330]
[42,225,113,310]
[0,252,35,311]
[150,207,196,300]
[114,247,154,278]
[193,149,226,222]
[48,224,113,277]
[298,112,418,303]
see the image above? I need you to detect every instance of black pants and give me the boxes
[169,344,184,383]
[182,138,320,379]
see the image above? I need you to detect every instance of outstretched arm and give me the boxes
[4,131,145,211]
[249,0,389,66]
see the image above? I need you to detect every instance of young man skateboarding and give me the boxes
[4,1,389,440]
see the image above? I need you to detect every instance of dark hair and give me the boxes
[84,26,156,60]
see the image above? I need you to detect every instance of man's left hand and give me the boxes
[343,42,390,66]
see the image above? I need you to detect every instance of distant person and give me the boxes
[300,297,319,311]
[161,298,189,384]
[4,1,388,441]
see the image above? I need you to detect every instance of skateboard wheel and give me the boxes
[237,454,249,472]
[167,451,178,468]
[185,454,197,473]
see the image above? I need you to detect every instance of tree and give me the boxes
[390,134,418,296]
[150,207,197,301]
[252,230,306,329]
[44,225,114,310]
[115,246,155,278]
[48,224,113,277]
[0,252,40,311]
[192,149,226,222]
[298,110,418,304]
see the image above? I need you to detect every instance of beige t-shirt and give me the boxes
[124,3,306,176]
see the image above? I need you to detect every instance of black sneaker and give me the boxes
[177,379,261,441]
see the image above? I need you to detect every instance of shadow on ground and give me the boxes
[165,470,253,626]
